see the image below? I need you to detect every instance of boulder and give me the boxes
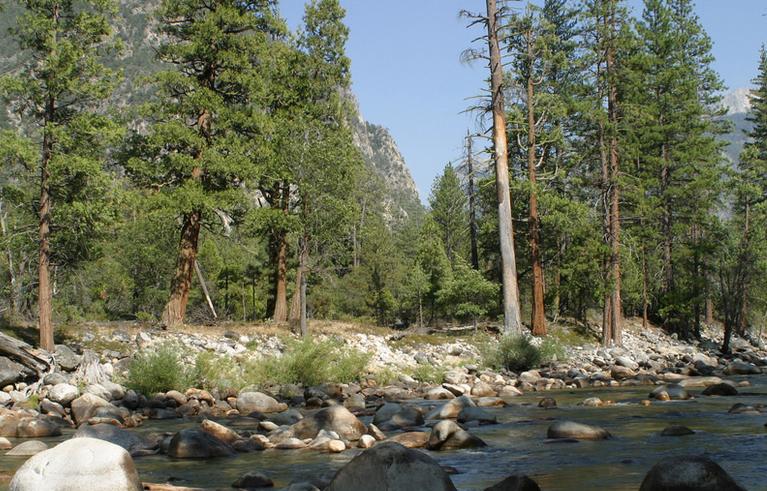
[387,431,429,448]
[16,418,62,438]
[54,345,82,371]
[85,384,113,401]
[538,397,557,409]
[237,391,287,415]
[48,383,79,405]
[639,456,746,491]
[660,425,695,437]
[427,420,486,451]
[0,411,22,437]
[326,442,458,491]
[427,395,475,420]
[611,365,637,380]
[425,388,455,400]
[457,406,497,424]
[0,436,11,450]
[200,419,241,445]
[292,406,367,441]
[70,393,117,425]
[74,424,158,456]
[724,361,761,376]
[233,472,273,489]
[650,384,690,401]
[166,429,236,459]
[547,421,610,440]
[615,356,639,370]
[471,381,497,397]
[484,475,541,491]
[372,403,424,431]
[0,357,27,387]
[7,440,48,456]
[702,383,738,396]
[9,438,142,490]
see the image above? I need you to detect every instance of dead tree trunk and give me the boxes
[466,131,480,270]
[486,0,522,334]
[0,331,51,377]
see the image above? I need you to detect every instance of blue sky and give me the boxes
[281,1,767,203]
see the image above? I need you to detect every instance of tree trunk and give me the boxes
[599,118,612,346]
[526,32,546,337]
[705,296,714,325]
[486,0,522,334]
[298,239,309,337]
[661,142,673,294]
[642,246,649,329]
[38,96,55,352]
[466,131,480,270]
[0,203,18,319]
[738,202,751,334]
[605,0,622,346]
[161,210,201,328]
[272,230,289,322]
[194,260,217,320]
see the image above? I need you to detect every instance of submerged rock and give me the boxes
[639,456,746,491]
[660,425,695,437]
[547,421,610,440]
[427,420,486,451]
[10,438,142,491]
[74,424,157,456]
[6,440,48,456]
[650,384,690,401]
[484,475,541,491]
[325,442,458,491]
[702,383,738,396]
[166,429,236,459]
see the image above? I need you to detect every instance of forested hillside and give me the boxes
[1,0,767,357]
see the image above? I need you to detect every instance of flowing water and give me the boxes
[2,376,766,490]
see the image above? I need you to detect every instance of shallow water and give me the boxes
[2,376,766,490]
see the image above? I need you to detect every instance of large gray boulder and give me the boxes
[9,438,142,491]
[326,442,458,491]
[48,383,79,406]
[70,393,125,425]
[427,420,486,451]
[292,405,367,441]
[0,357,28,387]
[484,475,541,491]
[54,345,82,371]
[372,403,424,431]
[639,456,746,491]
[74,424,158,456]
[236,391,287,414]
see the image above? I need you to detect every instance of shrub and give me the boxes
[539,337,567,364]
[409,364,446,384]
[192,351,243,392]
[484,335,541,372]
[124,343,193,395]
[244,337,370,387]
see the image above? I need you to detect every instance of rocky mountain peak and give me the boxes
[722,88,752,115]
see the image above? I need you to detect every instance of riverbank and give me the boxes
[0,318,765,490]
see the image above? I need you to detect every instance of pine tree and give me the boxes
[429,163,468,264]
[126,0,284,328]
[0,0,122,349]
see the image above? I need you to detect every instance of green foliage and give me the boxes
[539,337,567,364]
[483,335,541,373]
[244,337,370,387]
[429,163,468,264]
[124,343,192,395]
[192,351,243,392]
[438,259,499,325]
[408,364,446,384]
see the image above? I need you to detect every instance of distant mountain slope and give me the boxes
[721,88,754,166]
[0,0,422,220]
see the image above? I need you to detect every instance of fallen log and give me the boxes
[0,331,51,377]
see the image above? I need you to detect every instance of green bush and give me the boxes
[408,364,446,384]
[484,335,541,372]
[124,343,193,395]
[192,351,243,392]
[245,337,370,387]
[539,337,567,364]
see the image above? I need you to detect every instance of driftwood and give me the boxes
[73,349,107,385]
[0,331,51,377]
[143,483,226,491]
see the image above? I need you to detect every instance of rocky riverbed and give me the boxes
[0,319,765,490]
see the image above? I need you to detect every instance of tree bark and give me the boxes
[38,94,55,352]
[738,202,751,334]
[661,141,673,294]
[272,232,289,322]
[486,0,523,334]
[605,0,622,346]
[161,210,201,328]
[642,245,649,329]
[526,30,546,337]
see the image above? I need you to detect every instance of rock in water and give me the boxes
[660,425,695,437]
[236,391,287,415]
[702,383,738,396]
[74,424,157,456]
[326,442,458,491]
[427,420,486,451]
[291,406,367,441]
[639,456,746,491]
[166,429,236,459]
[484,475,541,491]
[9,438,142,491]
[547,421,610,440]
